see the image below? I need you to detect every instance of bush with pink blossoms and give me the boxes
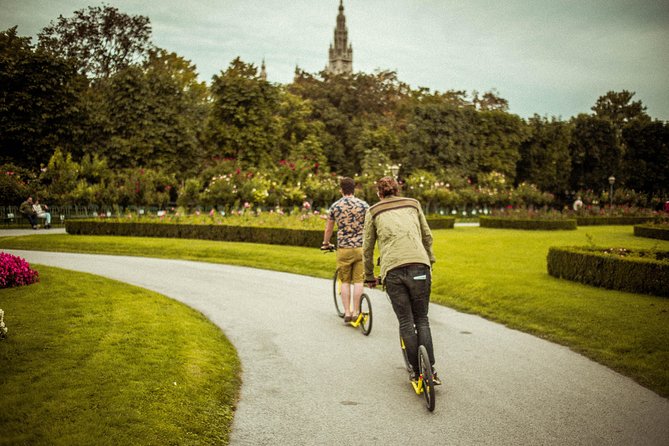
[0,252,39,289]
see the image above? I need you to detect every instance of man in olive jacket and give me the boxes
[19,196,38,229]
[362,176,440,383]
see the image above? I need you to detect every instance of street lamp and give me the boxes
[390,164,400,180]
[608,175,616,213]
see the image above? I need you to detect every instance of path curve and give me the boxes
[5,249,668,446]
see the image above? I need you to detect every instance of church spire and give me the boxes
[260,58,267,81]
[326,0,352,75]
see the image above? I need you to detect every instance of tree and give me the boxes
[37,4,152,79]
[591,90,648,127]
[0,27,86,170]
[474,110,527,181]
[205,58,280,167]
[569,114,621,191]
[516,115,572,193]
[82,49,208,177]
[622,119,669,198]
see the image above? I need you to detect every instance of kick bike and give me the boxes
[400,334,436,412]
[332,267,373,335]
[323,245,373,335]
[375,275,436,411]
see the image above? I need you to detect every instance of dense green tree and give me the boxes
[37,5,152,79]
[591,90,649,127]
[516,115,572,193]
[402,101,478,176]
[82,49,208,177]
[206,58,280,167]
[569,114,621,191]
[0,27,86,170]
[622,119,669,198]
[474,110,527,181]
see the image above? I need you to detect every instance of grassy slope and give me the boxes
[0,226,667,397]
[0,266,240,446]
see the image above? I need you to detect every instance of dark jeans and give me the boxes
[23,213,37,227]
[385,263,434,374]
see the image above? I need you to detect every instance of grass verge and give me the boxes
[0,265,240,446]
[1,227,668,398]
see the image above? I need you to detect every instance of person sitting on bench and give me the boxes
[33,198,52,229]
[19,196,38,229]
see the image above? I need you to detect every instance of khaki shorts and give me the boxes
[336,247,364,283]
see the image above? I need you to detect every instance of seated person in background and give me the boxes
[33,198,52,229]
[19,196,38,229]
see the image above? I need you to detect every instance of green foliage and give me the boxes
[66,220,324,247]
[37,4,153,79]
[547,246,669,297]
[576,216,657,226]
[0,27,85,170]
[480,215,577,230]
[0,164,36,205]
[517,115,572,192]
[634,224,669,241]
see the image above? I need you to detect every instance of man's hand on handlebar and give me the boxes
[320,242,335,252]
[364,277,379,289]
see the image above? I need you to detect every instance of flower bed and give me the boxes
[547,246,669,297]
[0,252,39,289]
[634,223,669,241]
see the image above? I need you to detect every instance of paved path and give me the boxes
[4,249,668,445]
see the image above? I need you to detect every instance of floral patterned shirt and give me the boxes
[328,196,369,248]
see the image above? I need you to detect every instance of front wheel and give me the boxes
[333,269,344,318]
[418,345,435,412]
[360,293,373,336]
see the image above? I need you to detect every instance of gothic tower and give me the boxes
[326,0,353,75]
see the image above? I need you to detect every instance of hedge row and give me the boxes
[547,246,669,297]
[634,224,669,241]
[425,217,456,229]
[66,220,323,247]
[479,216,577,230]
[575,216,657,226]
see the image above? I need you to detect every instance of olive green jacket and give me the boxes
[362,196,436,282]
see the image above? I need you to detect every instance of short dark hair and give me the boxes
[376,176,399,198]
[340,177,355,195]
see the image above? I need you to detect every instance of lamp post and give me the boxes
[390,164,400,181]
[608,175,615,214]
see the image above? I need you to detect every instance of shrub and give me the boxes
[547,246,669,297]
[0,253,39,288]
[66,220,323,248]
[576,216,657,226]
[634,224,669,241]
[480,216,577,230]
[425,217,456,229]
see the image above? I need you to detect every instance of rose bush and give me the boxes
[0,253,39,289]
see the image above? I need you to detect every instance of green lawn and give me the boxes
[1,226,668,398]
[0,266,241,446]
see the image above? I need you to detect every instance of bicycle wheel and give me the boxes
[418,345,435,412]
[333,269,344,318]
[360,293,373,336]
[399,332,412,372]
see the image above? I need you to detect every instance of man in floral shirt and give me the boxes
[322,177,369,322]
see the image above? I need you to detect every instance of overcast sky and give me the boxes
[3,0,668,120]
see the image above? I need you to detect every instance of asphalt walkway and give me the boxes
[3,248,668,445]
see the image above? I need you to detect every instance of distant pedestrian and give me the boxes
[33,198,52,229]
[573,196,583,211]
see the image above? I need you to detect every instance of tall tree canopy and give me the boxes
[0,27,85,169]
[37,4,153,79]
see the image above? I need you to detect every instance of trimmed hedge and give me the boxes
[547,246,669,297]
[576,216,657,226]
[426,217,456,229]
[66,220,322,248]
[479,216,577,230]
[634,224,669,241]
